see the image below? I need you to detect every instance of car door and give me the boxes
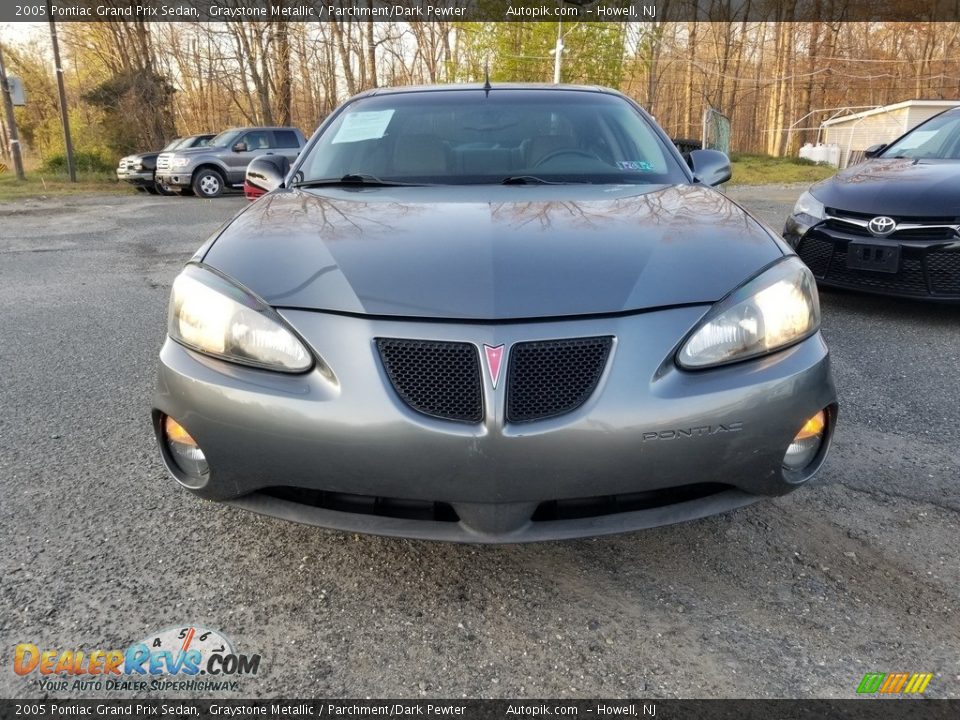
[271,130,304,164]
[225,130,272,184]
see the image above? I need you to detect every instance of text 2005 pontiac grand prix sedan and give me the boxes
[153,85,837,542]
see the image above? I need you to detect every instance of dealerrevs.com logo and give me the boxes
[13,625,261,693]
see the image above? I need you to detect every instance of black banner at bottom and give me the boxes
[0,700,957,720]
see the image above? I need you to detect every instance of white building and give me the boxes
[821,99,960,168]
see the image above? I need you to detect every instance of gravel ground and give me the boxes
[1,185,957,699]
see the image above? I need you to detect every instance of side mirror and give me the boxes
[688,149,732,187]
[864,143,886,159]
[246,155,290,194]
[232,141,248,153]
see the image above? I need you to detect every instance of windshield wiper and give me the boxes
[293,173,423,188]
[501,175,578,185]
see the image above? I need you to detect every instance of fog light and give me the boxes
[783,410,826,470]
[163,416,209,479]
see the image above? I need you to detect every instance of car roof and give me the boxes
[349,83,623,101]
[221,126,301,132]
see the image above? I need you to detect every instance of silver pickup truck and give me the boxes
[116,134,213,195]
[155,127,306,198]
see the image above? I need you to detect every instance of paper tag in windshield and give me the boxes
[617,160,653,171]
[331,110,394,144]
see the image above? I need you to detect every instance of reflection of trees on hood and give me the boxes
[490,185,762,242]
[841,160,928,184]
[252,191,425,243]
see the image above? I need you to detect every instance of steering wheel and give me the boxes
[533,149,600,167]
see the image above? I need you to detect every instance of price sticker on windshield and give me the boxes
[332,110,395,144]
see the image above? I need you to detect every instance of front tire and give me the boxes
[192,168,225,198]
[155,181,176,196]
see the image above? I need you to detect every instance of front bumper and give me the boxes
[153,307,837,542]
[155,171,191,188]
[116,169,154,186]
[785,215,960,301]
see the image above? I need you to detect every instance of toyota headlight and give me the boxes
[678,257,820,369]
[168,265,312,373]
[170,156,191,168]
[792,191,825,223]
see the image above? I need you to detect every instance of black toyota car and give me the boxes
[785,106,960,301]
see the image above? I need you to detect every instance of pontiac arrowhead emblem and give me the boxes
[484,344,505,388]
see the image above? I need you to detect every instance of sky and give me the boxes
[1,22,44,47]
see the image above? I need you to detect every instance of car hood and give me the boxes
[811,159,960,217]
[201,184,784,320]
[165,146,221,158]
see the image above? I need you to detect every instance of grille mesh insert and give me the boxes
[797,237,834,276]
[828,248,927,295]
[376,339,483,423]
[507,337,612,423]
[927,251,960,295]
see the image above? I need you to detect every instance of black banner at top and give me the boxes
[6,0,960,23]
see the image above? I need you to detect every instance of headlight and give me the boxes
[170,157,191,168]
[792,191,825,223]
[678,257,820,369]
[168,265,313,373]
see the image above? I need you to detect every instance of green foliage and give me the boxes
[82,70,177,157]
[41,150,114,174]
[729,154,837,185]
[0,171,122,201]
[453,22,627,87]
[6,39,127,166]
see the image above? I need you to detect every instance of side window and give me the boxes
[239,131,271,150]
[274,130,301,148]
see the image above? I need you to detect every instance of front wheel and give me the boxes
[155,181,176,196]
[192,168,225,198]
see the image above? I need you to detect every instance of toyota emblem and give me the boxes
[867,216,897,236]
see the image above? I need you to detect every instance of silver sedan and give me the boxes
[153,85,836,542]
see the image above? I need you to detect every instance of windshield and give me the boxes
[881,110,960,159]
[297,89,687,185]
[209,130,241,148]
[161,138,183,151]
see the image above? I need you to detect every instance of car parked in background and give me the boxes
[785,106,960,301]
[155,127,306,198]
[116,134,213,195]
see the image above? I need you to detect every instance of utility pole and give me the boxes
[550,19,581,85]
[47,0,76,182]
[0,41,26,180]
[552,22,564,84]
